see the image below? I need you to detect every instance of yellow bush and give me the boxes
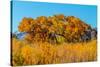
[20,45,41,65]
[12,38,97,66]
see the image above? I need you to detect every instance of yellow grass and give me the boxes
[12,38,97,66]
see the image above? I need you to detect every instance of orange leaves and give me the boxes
[37,16,47,24]
[18,17,34,32]
[55,14,65,20]
[18,14,91,43]
[12,14,97,66]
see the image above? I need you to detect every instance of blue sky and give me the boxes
[11,1,97,33]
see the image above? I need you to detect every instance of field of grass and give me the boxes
[12,38,97,66]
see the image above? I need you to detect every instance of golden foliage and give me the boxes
[12,38,97,66]
[18,15,91,42]
[18,17,34,32]
[12,14,97,66]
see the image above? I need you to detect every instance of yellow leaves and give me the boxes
[12,38,97,66]
[37,16,47,24]
[21,45,33,58]
[38,42,57,64]
[18,15,91,42]
[18,17,34,32]
[20,45,40,65]
[74,27,78,32]
[12,14,97,66]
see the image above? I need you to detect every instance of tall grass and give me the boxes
[12,38,97,66]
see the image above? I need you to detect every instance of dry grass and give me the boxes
[12,38,97,66]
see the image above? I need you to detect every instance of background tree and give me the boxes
[18,14,92,43]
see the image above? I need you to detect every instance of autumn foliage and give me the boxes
[12,38,97,66]
[11,14,97,66]
[18,14,92,43]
